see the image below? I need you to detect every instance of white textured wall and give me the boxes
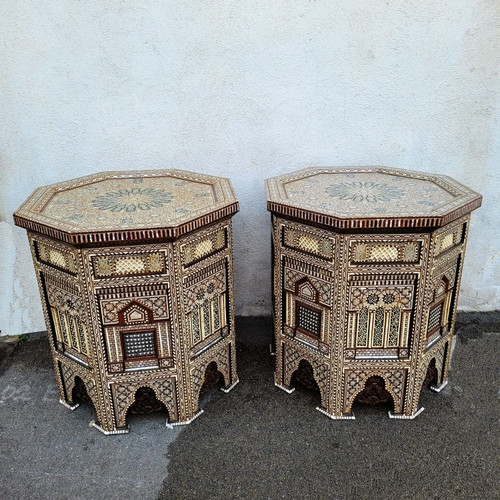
[0,1,499,336]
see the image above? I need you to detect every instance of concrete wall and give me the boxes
[1,1,499,336]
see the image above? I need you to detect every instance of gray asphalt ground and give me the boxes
[0,314,498,500]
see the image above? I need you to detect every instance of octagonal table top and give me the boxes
[14,169,238,244]
[265,167,481,230]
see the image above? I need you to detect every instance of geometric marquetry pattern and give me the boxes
[100,296,168,325]
[121,303,151,325]
[388,308,401,346]
[351,240,420,264]
[184,270,226,310]
[349,285,414,310]
[348,280,415,350]
[296,280,318,302]
[296,304,321,337]
[46,282,84,317]
[427,303,443,334]
[181,226,226,266]
[283,226,334,260]
[92,251,166,278]
[122,331,156,359]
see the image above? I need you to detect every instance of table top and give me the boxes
[265,167,481,230]
[14,170,238,244]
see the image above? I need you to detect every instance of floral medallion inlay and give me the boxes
[325,181,404,203]
[92,188,173,212]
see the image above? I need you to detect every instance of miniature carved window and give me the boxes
[427,277,451,340]
[50,306,89,357]
[427,303,443,337]
[190,297,222,346]
[349,287,412,352]
[296,302,321,339]
[122,330,157,360]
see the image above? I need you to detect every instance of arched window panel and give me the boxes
[201,300,211,339]
[356,307,369,347]
[191,308,201,345]
[354,305,409,350]
[211,297,220,331]
[190,294,226,348]
[388,307,401,347]
[372,307,385,347]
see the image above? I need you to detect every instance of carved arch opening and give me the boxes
[198,361,226,399]
[415,346,447,406]
[285,358,326,409]
[422,358,438,389]
[71,376,98,416]
[351,375,395,413]
[115,383,175,429]
[125,387,170,425]
[191,349,232,413]
[345,373,401,415]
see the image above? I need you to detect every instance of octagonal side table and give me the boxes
[266,166,481,419]
[14,169,239,434]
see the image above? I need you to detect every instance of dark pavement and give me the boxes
[0,314,498,500]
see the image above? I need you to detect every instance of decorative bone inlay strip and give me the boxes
[181,227,227,266]
[350,240,421,264]
[35,240,77,274]
[92,251,166,278]
[434,223,464,256]
[283,226,334,260]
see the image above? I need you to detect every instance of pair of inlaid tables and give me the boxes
[13,167,481,434]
